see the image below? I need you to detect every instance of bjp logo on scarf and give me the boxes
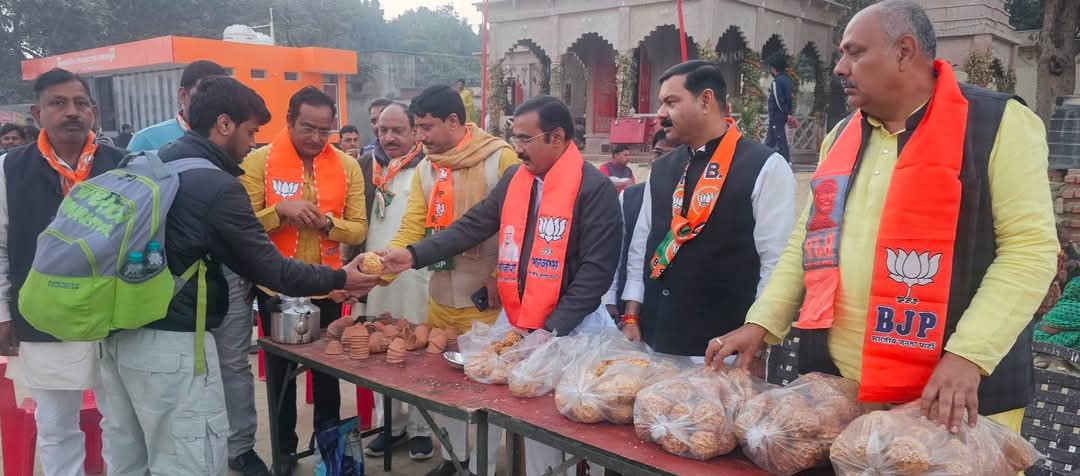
[671,189,685,213]
[537,216,567,255]
[885,249,942,305]
[272,180,301,199]
[433,201,447,222]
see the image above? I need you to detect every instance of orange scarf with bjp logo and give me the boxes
[264,129,347,268]
[496,143,584,330]
[797,60,968,404]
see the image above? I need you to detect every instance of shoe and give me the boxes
[424,459,472,476]
[273,459,297,476]
[408,436,435,460]
[364,431,409,456]
[228,450,272,476]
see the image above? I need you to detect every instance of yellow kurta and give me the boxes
[746,100,1058,430]
[387,149,519,334]
[240,145,368,266]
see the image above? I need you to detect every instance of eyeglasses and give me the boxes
[296,123,332,139]
[509,130,553,147]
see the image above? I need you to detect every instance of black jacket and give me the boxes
[410,160,621,334]
[151,132,346,332]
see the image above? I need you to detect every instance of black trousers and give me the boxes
[258,291,342,451]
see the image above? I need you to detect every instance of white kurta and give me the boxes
[365,165,431,324]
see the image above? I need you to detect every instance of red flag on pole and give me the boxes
[676,0,688,61]
[480,0,490,129]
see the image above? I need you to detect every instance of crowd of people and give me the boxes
[0,0,1061,475]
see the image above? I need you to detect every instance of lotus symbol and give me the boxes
[433,202,446,220]
[696,192,717,208]
[438,168,449,181]
[272,180,301,198]
[672,194,684,211]
[537,216,567,255]
[886,249,942,305]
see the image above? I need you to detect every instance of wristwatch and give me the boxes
[322,214,334,235]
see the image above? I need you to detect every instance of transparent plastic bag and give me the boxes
[554,332,683,424]
[509,334,592,398]
[633,366,771,460]
[733,372,864,475]
[831,403,1043,476]
[461,320,549,385]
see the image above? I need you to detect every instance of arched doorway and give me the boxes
[632,25,699,114]
[762,34,789,64]
[715,25,749,96]
[502,39,551,111]
[797,43,825,115]
[567,33,618,138]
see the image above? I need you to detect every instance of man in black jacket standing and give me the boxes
[0,68,126,476]
[765,55,795,161]
[96,76,377,476]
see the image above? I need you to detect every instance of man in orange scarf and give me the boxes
[379,84,518,476]
[709,0,1058,437]
[0,68,126,476]
[240,86,368,469]
[377,95,621,476]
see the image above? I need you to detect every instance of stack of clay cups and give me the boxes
[408,325,430,351]
[427,328,448,354]
[369,332,389,354]
[349,325,370,359]
[387,337,408,364]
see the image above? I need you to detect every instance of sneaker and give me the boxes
[408,436,435,460]
[424,459,472,476]
[364,431,409,457]
[227,450,271,476]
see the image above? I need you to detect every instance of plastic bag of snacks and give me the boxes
[509,334,592,398]
[633,366,771,460]
[733,372,864,475]
[460,320,550,385]
[831,403,1042,476]
[555,333,682,424]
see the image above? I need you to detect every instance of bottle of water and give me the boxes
[145,241,164,271]
[121,251,146,281]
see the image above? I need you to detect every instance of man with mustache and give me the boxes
[619,60,796,362]
[240,86,369,474]
[0,68,125,476]
[357,102,435,461]
[377,94,620,476]
[709,0,1057,437]
[378,84,517,476]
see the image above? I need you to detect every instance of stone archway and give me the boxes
[762,34,789,65]
[502,39,552,109]
[631,25,699,114]
[797,42,825,115]
[567,33,619,139]
[716,25,749,95]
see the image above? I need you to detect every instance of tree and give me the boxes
[1035,0,1079,123]
[1006,0,1044,30]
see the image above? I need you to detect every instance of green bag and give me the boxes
[18,151,216,373]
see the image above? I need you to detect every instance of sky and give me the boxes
[384,0,483,31]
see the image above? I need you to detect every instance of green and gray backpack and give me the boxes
[18,150,217,373]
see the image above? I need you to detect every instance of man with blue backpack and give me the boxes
[0,68,127,476]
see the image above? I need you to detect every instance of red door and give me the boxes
[592,61,617,134]
[637,48,651,114]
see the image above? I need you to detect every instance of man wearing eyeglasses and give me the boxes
[239,86,368,471]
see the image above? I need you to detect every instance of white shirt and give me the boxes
[0,152,100,390]
[620,151,796,304]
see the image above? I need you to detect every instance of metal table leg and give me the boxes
[476,411,489,476]
[383,395,393,472]
[507,431,523,476]
[416,406,470,476]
